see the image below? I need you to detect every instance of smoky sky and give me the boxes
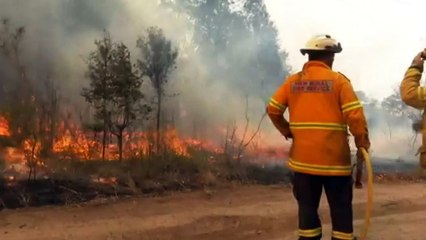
[0,0,416,159]
[0,0,188,99]
[0,0,273,139]
[0,0,122,95]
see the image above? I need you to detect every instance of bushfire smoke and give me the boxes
[0,0,290,165]
[0,0,419,165]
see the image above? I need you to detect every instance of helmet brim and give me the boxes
[300,42,342,55]
[300,47,342,56]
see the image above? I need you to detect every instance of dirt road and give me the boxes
[0,182,426,240]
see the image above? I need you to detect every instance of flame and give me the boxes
[53,128,99,160]
[23,138,42,161]
[51,125,193,160]
[0,115,290,180]
[92,176,118,185]
[0,116,10,136]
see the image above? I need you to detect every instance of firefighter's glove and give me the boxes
[410,50,426,72]
[356,148,367,162]
[284,132,293,140]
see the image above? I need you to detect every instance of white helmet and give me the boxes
[300,34,342,55]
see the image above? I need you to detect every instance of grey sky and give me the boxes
[265,0,426,100]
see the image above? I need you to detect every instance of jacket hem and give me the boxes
[287,160,352,176]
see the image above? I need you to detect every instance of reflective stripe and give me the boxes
[290,122,347,131]
[288,158,352,175]
[299,227,322,237]
[417,87,426,101]
[332,231,354,240]
[341,100,362,113]
[406,68,422,77]
[268,98,286,111]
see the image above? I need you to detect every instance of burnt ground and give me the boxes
[0,159,424,239]
[0,182,426,240]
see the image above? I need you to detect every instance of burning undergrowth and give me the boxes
[0,2,299,210]
[0,113,293,210]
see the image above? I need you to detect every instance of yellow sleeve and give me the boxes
[266,79,291,138]
[400,67,426,109]
[267,80,288,115]
[338,74,371,150]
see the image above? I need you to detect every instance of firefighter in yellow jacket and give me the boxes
[267,34,370,240]
[400,49,426,170]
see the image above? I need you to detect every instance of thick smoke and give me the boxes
[0,0,190,94]
[0,0,287,149]
[1,0,413,161]
[356,90,421,161]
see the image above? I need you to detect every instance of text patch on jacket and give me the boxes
[291,80,333,93]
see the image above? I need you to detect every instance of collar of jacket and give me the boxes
[302,60,331,70]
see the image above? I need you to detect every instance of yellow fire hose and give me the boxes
[359,147,373,240]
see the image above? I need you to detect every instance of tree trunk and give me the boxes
[156,87,162,154]
[27,167,33,184]
[48,116,55,154]
[27,139,37,183]
[117,130,123,161]
[102,126,107,160]
[33,162,37,181]
[48,90,57,154]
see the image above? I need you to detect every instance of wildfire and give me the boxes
[0,115,290,180]
[0,116,10,136]
[185,139,224,154]
[50,122,228,161]
[92,176,118,185]
[51,126,196,160]
[53,128,100,160]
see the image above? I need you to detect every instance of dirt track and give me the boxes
[1,182,426,240]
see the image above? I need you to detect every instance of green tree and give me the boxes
[108,43,144,161]
[381,89,422,133]
[137,26,178,153]
[381,90,419,121]
[164,0,290,99]
[241,0,291,98]
[81,31,115,160]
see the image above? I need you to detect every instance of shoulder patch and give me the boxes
[291,80,333,93]
[338,72,351,82]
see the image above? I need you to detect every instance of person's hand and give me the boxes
[356,148,366,161]
[411,50,426,71]
[284,132,293,140]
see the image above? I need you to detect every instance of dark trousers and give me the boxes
[292,172,354,240]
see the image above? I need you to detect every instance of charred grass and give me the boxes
[0,148,293,210]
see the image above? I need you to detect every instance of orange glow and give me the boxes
[0,116,10,136]
[92,176,118,185]
[0,115,289,178]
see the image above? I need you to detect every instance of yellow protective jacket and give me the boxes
[400,66,426,168]
[267,61,371,176]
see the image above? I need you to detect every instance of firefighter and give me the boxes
[400,49,426,171]
[266,34,370,240]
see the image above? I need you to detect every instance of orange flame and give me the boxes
[0,116,10,136]
[0,114,290,179]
